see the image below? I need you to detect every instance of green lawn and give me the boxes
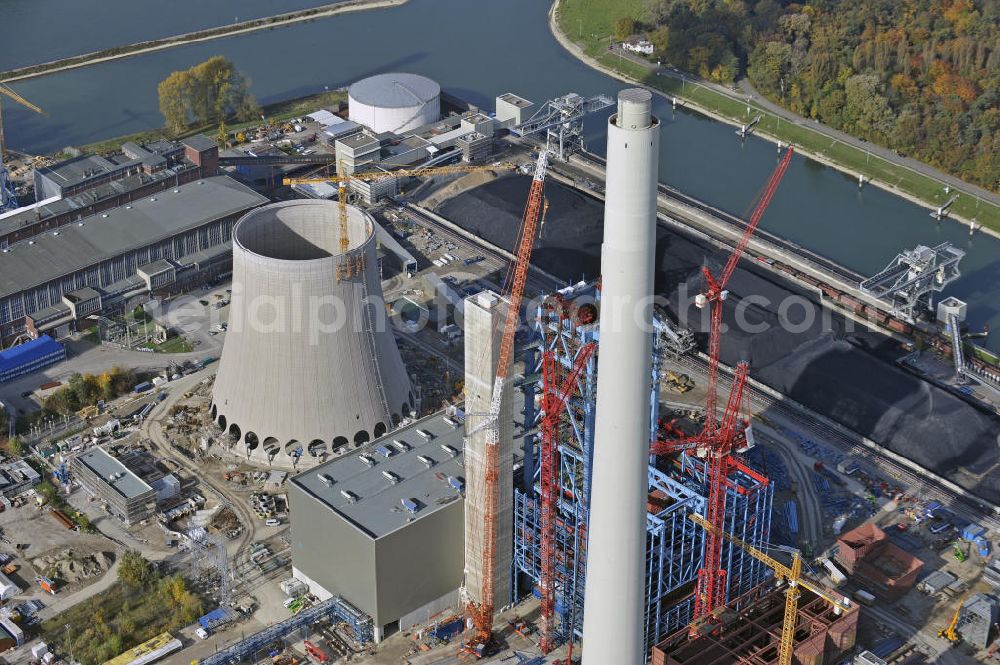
[555,0,1000,234]
[76,90,346,156]
[142,335,193,354]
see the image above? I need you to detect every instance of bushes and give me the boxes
[41,565,204,665]
[42,367,139,416]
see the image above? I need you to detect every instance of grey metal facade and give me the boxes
[288,412,466,640]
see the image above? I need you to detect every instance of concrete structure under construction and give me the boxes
[582,88,660,665]
[462,291,514,614]
[211,200,413,468]
[0,175,266,343]
[958,593,997,649]
[288,411,467,642]
[650,586,860,665]
[72,446,156,525]
[835,523,923,601]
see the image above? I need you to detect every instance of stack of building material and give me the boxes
[835,523,924,600]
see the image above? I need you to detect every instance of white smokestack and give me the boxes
[582,88,660,664]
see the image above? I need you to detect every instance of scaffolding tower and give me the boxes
[187,528,232,608]
[859,243,965,322]
[511,282,774,653]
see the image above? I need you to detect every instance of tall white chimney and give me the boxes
[582,88,660,664]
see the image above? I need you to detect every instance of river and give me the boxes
[2,0,998,352]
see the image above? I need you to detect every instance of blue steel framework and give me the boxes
[511,282,774,653]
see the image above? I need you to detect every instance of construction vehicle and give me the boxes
[462,151,551,658]
[938,594,966,643]
[282,161,518,282]
[0,82,46,212]
[653,147,794,632]
[302,639,331,663]
[665,370,694,393]
[689,513,852,665]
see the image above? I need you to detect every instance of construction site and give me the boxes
[2,66,1000,665]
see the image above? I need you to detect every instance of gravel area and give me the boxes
[438,176,1000,502]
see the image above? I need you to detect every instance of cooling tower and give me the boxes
[211,200,413,467]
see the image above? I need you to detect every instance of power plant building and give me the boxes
[348,73,441,134]
[211,200,413,468]
[72,446,156,525]
[288,412,467,642]
[0,175,266,342]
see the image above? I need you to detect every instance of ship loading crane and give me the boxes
[652,146,794,632]
[464,151,551,657]
[0,82,46,212]
[538,326,596,655]
[282,161,518,281]
[688,513,853,665]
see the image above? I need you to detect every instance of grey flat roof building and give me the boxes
[289,411,469,641]
[289,407,527,642]
[292,412,466,539]
[0,176,266,336]
[72,446,156,525]
[0,176,264,299]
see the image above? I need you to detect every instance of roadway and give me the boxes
[603,41,1000,211]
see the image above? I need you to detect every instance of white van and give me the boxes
[265,517,283,527]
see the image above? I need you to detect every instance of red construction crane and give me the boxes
[651,147,794,630]
[539,340,596,654]
[465,151,550,657]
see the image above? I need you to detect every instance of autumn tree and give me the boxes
[614,16,637,41]
[158,56,260,135]
[118,550,153,587]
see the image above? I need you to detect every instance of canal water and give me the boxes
[0,0,343,71]
[3,0,998,351]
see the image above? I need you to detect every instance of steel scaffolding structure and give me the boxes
[859,242,965,321]
[199,596,372,665]
[510,282,774,654]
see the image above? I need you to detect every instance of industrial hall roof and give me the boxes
[0,176,267,299]
[290,412,467,540]
[76,446,153,500]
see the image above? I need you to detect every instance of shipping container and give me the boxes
[133,381,152,393]
[854,589,876,606]
[961,523,986,541]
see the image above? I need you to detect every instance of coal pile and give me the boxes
[439,176,1000,502]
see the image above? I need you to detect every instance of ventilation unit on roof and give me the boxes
[392,439,411,452]
[319,473,335,487]
[358,454,376,468]
[382,470,401,485]
[440,444,458,457]
[416,429,434,441]
[401,498,419,514]
[340,489,359,503]
[418,455,434,468]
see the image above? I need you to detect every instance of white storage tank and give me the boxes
[348,72,441,134]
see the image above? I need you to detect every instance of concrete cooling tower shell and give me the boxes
[211,200,413,466]
[348,72,441,134]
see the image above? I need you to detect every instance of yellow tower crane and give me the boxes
[282,161,518,280]
[688,513,854,665]
[0,82,46,162]
[938,594,967,643]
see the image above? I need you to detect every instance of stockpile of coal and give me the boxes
[439,176,1000,502]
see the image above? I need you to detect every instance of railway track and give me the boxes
[577,151,864,285]
[675,353,1000,532]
